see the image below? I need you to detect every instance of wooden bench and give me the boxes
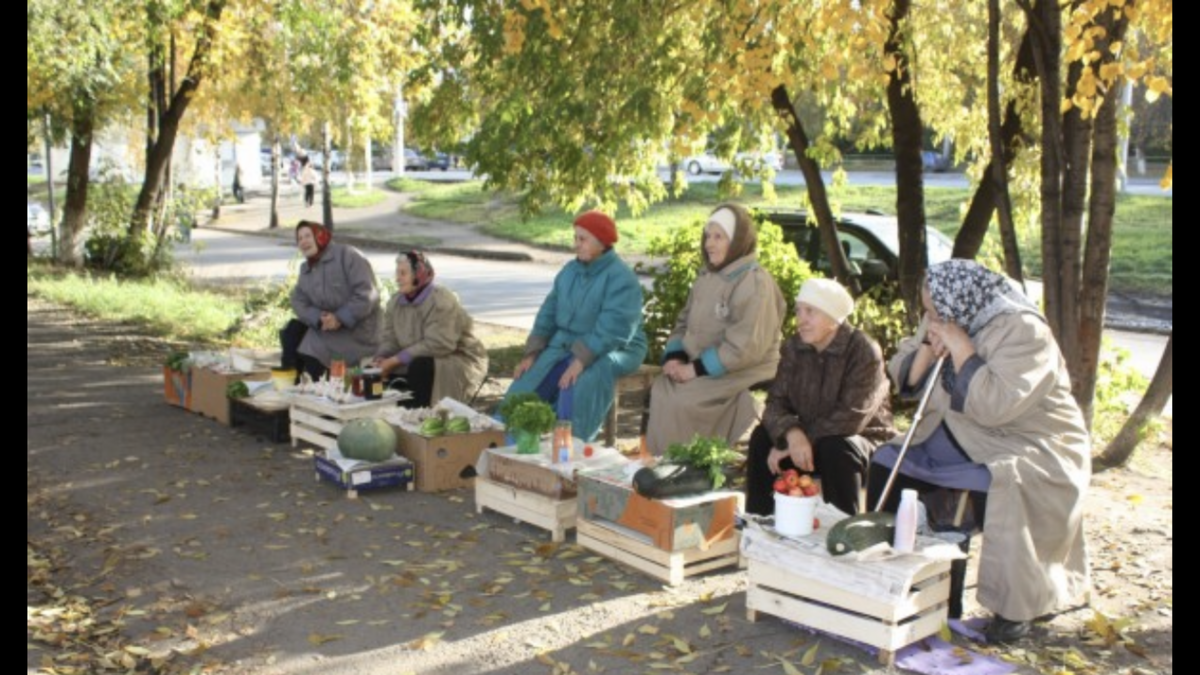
[602,363,661,447]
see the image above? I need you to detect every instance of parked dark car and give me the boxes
[921,150,951,173]
[759,209,955,291]
[403,149,429,171]
[426,152,452,171]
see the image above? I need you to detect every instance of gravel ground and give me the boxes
[28,296,1172,675]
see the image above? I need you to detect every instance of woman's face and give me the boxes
[795,302,839,350]
[296,227,318,257]
[574,227,605,262]
[704,223,731,267]
[395,257,416,294]
[921,283,939,321]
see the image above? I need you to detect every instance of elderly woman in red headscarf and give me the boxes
[371,250,488,408]
[280,220,382,381]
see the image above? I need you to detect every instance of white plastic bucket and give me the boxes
[774,492,819,537]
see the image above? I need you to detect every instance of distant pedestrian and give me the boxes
[300,156,316,208]
[232,164,245,203]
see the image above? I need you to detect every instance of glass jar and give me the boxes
[553,420,572,463]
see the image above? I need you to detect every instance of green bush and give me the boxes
[635,214,813,364]
[848,281,911,366]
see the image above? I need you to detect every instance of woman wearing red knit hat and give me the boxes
[500,210,647,441]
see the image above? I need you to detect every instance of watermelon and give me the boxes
[337,418,397,462]
[826,512,896,556]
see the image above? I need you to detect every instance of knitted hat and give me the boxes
[796,278,854,324]
[574,211,619,248]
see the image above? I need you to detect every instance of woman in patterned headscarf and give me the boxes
[372,250,487,409]
[643,203,786,456]
[282,220,382,381]
[867,260,1090,644]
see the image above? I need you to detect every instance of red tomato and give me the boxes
[583,445,594,458]
[813,517,821,530]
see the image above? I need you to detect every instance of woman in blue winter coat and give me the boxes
[502,211,648,441]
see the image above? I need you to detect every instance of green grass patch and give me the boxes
[398,179,1171,296]
[330,187,387,208]
[28,265,247,345]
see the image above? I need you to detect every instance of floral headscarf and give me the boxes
[296,220,332,268]
[702,203,758,272]
[399,249,435,300]
[926,259,1039,392]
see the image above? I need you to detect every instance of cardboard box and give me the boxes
[229,396,291,442]
[577,464,741,552]
[191,367,271,426]
[486,447,578,499]
[397,428,507,492]
[314,453,414,498]
[163,367,193,409]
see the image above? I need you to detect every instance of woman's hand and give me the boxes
[373,355,400,377]
[513,354,536,380]
[320,311,341,331]
[784,428,815,473]
[662,359,683,381]
[558,358,584,389]
[766,448,790,475]
[925,317,975,368]
[670,363,697,384]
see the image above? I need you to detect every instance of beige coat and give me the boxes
[890,312,1090,621]
[646,254,785,454]
[377,285,488,404]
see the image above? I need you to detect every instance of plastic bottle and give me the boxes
[893,488,919,553]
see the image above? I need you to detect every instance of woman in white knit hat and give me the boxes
[745,277,895,517]
[644,203,786,455]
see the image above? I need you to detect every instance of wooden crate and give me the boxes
[475,477,576,542]
[576,518,741,586]
[289,394,401,452]
[745,550,951,666]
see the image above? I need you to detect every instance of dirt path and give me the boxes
[27,297,1172,675]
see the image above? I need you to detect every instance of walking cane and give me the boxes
[872,355,947,512]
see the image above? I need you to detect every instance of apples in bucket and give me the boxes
[773,469,821,531]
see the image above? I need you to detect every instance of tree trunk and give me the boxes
[986,0,1024,285]
[769,85,857,293]
[269,136,281,230]
[884,0,928,316]
[321,121,334,229]
[130,0,227,235]
[1076,9,1131,422]
[957,3,1037,259]
[1057,55,1090,388]
[59,106,95,267]
[1096,332,1172,469]
[1034,0,1065,339]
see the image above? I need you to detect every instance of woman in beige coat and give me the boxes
[868,260,1090,644]
[372,251,487,408]
[644,203,785,455]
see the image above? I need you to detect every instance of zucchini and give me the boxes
[826,512,896,556]
[632,463,713,499]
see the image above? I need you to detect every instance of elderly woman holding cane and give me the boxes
[500,211,648,442]
[867,260,1091,644]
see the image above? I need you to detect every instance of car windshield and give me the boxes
[854,213,954,265]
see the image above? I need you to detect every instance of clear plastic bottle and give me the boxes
[893,488,919,553]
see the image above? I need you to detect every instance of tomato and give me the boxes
[813,517,820,530]
[583,445,594,458]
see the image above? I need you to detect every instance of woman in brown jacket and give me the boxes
[372,251,487,408]
[745,278,895,517]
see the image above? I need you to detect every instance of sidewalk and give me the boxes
[202,180,575,266]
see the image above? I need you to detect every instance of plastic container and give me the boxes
[774,492,819,537]
[893,488,919,553]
